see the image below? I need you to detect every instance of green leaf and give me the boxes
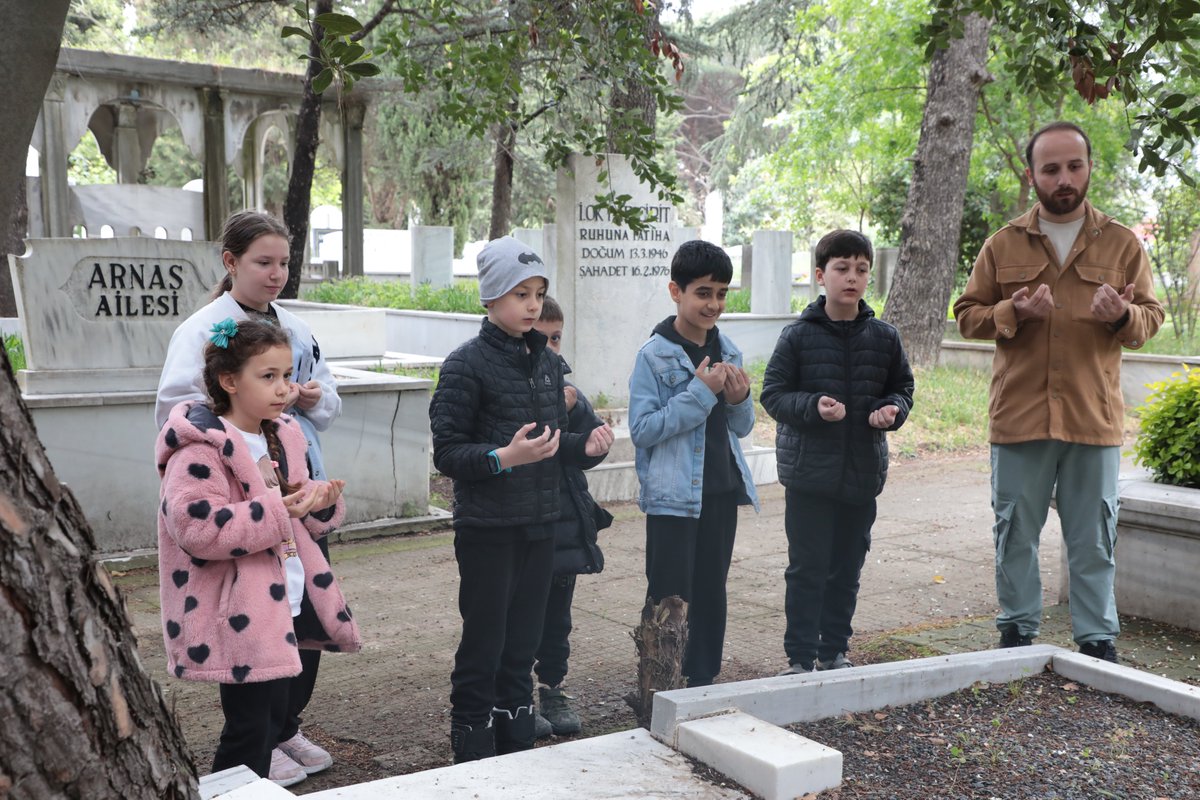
[312,68,334,95]
[281,25,313,41]
[1160,93,1188,110]
[341,43,366,64]
[345,62,381,78]
[315,12,363,36]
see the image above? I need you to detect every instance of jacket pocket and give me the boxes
[217,564,238,616]
[1072,264,1125,322]
[656,367,691,395]
[996,262,1050,295]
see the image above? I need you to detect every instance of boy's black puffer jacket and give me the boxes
[760,297,914,505]
[552,364,613,576]
[430,319,596,529]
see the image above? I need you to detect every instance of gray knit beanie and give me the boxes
[477,236,549,305]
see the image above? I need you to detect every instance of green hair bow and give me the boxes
[208,317,239,349]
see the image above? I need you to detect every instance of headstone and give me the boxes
[9,237,223,394]
[555,154,691,405]
[750,230,794,315]
[701,190,724,246]
[875,246,899,295]
[410,225,454,288]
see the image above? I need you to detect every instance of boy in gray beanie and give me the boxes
[477,235,548,306]
[429,236,614,763]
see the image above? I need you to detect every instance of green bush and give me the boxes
[303,278,485,314]
[3,334,24,372]
[1134,365,1200,488]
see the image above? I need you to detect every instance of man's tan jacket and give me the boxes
[955,201,1163,446]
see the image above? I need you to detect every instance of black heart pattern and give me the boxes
[312,572,334,589]
[228,615,250,632]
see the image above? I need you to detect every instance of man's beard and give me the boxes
[1035,177,1089,216]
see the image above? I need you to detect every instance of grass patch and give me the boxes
[373,364,441,384]
[890,364,991,457]
[4,334,25,372]
[303,277,485,314]
[747,360,992,456]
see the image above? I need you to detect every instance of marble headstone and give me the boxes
[10,237,223,394]
[554,153,692,405]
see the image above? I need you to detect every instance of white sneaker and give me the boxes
[277,730,334,774]
[268,748,307,787]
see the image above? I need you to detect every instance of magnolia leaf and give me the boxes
[281,25,313,41]
[315,12,363,36]
[312,67,334,95]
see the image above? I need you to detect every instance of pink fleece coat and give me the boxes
[156,401,361,684]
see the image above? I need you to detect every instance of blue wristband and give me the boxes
[487,450,511,475]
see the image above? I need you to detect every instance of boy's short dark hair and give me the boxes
[671,239,733,289]
[814,229,873,272]
[539,295,563,323]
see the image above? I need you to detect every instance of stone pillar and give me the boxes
[241,117,264,211]
[201,88,229,242]
[112,105,143,185]
[38,74,71,238]
[750,230,793,315]
[341,103,366,278]
[875,246,899,295]
[511,227,544,257]
[410,225,454,289]
[555,153,683,404]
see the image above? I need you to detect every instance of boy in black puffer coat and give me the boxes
[430,237,614,763]
[761,229,914,675]
[530,296,614,738]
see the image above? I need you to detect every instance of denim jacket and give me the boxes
[628,331,760,517]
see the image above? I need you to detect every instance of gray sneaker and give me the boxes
[538,686,581,735]
[776,661,813,676]
[533,711,553,739]
[816,653,853,671]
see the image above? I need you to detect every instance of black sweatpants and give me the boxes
[783,490,874,668]
[534,574,577,688]
[645,491,740,686]
[450,531,555,725]
[212,676,291,777]
[279,533,330,743]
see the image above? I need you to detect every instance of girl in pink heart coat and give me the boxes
[155,318,360,781]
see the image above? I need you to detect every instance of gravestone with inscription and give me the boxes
[10,238,223,394]
[554,154,693,404]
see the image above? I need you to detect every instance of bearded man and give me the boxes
[954,121,1163,663]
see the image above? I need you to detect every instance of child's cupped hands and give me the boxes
[868,405,900,429]
[722,365,751,403]
[585,423,615,457]
[280,479,346,519]
[695,356,726,394]
[499,422,561,468]
[818,395,846,422]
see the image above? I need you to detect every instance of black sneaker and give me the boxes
[538,686,581,735]
[1079,640,1118,663]
[998,629,1034,648]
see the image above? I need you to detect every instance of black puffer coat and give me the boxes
[552,363,613,576]
[430,319,595,529]
[760,297,914,505]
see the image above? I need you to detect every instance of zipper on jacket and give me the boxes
[524,350,544,523]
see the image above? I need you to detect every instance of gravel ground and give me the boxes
[791,670,1200,800]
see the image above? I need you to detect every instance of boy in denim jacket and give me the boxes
[628,239,760,688]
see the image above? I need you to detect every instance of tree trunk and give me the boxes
[282,0,334,300]
[629,595,687,726]
[882,13,992,366]
[1,179,27,317]
[606,2,658,153]
[1,8,199,794]
[488,112,518,240]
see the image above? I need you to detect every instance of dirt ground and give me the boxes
[116,450,1068,794]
